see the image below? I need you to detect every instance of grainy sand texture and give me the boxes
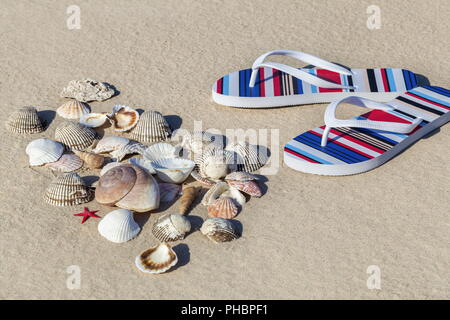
[0,0,449,299]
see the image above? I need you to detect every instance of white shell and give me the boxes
[200,218,239,243]
[135,243,178,274]
[60,79,115,102]
[201,181,246,206]
[57,100,90,119]
[100,161,122,176]
[197,149,235,179]
[109,105,139,132]
[143,142,177,162]
[98,209,141,243]
[92,136,130,154]
[151,158,195,184]
[172,129,224,154]
[79,113,109,128]
[7,106,45,134]
[54,121,98,151]
[110,142,146,161]
[44,153,83,172]
[26,138,64,166]
[128,157,156,174]
[152,213,191,242]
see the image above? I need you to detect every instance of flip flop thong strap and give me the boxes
[321,96,422,147]
[249,50,356,90]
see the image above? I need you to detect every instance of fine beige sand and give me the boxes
[0,0,449,299]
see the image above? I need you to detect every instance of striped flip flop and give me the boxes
[284,86,450,176]
[212,50,419,108]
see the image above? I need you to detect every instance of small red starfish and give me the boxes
[73,207,100,224]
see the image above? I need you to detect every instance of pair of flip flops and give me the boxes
[212,50,450,176]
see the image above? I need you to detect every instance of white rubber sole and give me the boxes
[212,90,400,108]
[283,112,450,176]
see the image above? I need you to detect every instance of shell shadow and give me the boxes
[165,115,183,131]
[171,243,190,271]
[186,215,204,233]
[38,110,56,130]
[136,108,145,115]
[134,212,151,228]
[254,174,269,197]
[230,219,243,238]
[104,82,120,99]
[82,175,99,187]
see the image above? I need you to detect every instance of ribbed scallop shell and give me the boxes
[44,153,83,172]
[129,110,171,143]
[227,180,262,197]
[172,129,225,154]
[98,209,141,243]
[201,181,245,206]
[57,100,90,119]
[152,213,191,242]
[44,172,93,206]
[225,141,268,172]
[110,142,146,161]
[110,105,139,132]
[225,171,258,181]
[198,150,235,180]
[200,218,239,243]
[92,136,130,154]
[7,106,45,134]
[207,197,238,219]
[26,138,64,166]
[135,243,178,274]
[79,112,108,128]
[143,142,177,162]
[190,170,215,186]
[54,121,98,151]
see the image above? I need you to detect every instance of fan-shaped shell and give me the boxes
[129,157,156,174]
[57,100,90,119]
[129,110,171,143]
[151,158,195,184]
[60,79,115,102]
[54,121,98,151]
[172,129,225,154]
[198,151,233,180]
[225,171,258,181]
[95,166,137,205]
[92,136,130,154]
[225,141,268,172]
[26,138,64,166]
[227,180,262,197]
[110,105,139,132]
[110,142,146,161]
[73,150,105,169]
[143,142,177,162]
[190,170,215,186]
[44,172,93,206]
[7,106,45,134]
[79,112,108,128]
[98,209,141,243]
[200,218,239,243]
[207,197,238,219]
[201,181,245,206]
[44,153,83,172]
[135,243,178,274]
[152,213,191,242]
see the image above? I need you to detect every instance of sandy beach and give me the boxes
[0,0,449,299]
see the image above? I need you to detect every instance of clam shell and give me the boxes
[129,157,156,174]
[152,213,191,242]
[143,142,177,162]
[201,181,245,206]
[110,105,139,132]
[129,110,171,143]
[98,209,141,243]
[151,158,195,184]
[7,106,45,134]
[60,79,115,102]
[73,150,105,169]
[225,171,258,181]
[44,172,93,206]
[44,153,83,172]
[92,136,130,154]
[200,218,239,243]
[26,138,64,166]
[225,141,268,172]
[57,100,90,119]
[95,165,137,205]
[207,197,238,219]
[79,112,109,128]
[159,183,181,202]
[190,170,215,186]
[227,180,262,197]
[54,121,98,151]
[135,243,178,274]
[110,142,146,161]
[115,164,160,213]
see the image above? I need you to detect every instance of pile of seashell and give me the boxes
[7,78,269,274]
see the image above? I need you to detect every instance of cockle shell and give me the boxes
[172,129,224,154]
[110,142,146,161]
[143,142,177,162]
[44,153,83,172]
[151,158,195,184]
[190,170,215,186]
[54,121,98,151]
[227,180,262,197]
[197,149,235,179]
[7,106,45,134]
[73,150,105,169]
[109,105,139,132]
[44,172,93,206]
[152,213,191,242]
[57,100,90,120]
[200,218,239,243]
[225,171,258,181]
[60,79,115,102]
[95,166,137,205]
[129,110,171,143]
[225,141,268,172]
[135,243,178,274]
[98,209,141,243]
[207,197,238,219]
[159,183,181,202]
[201,181,245,206]
[79,112,109,128]
[92,136,130,154]
[26,138,64,166]
[129,157,156,174]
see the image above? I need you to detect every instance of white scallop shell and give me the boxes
[54,121,98,151]
[79,113,109,128]
[197,149,235,179]
[44,172,93,206]
[92,136,130,154]
[143,142,177,162]
[98,209,141,243]
[7,106,45,134]
[26,138,64,166]
[57,100,90,119]
[128,157,156,174]
[135,243,178,274]
[200,218,239,243]
[110,142,146,161]
[152,213,191,242]
[110,105,139,132]
[201,181,245,206]
[151,158,195,184]
[44,153,83,172]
